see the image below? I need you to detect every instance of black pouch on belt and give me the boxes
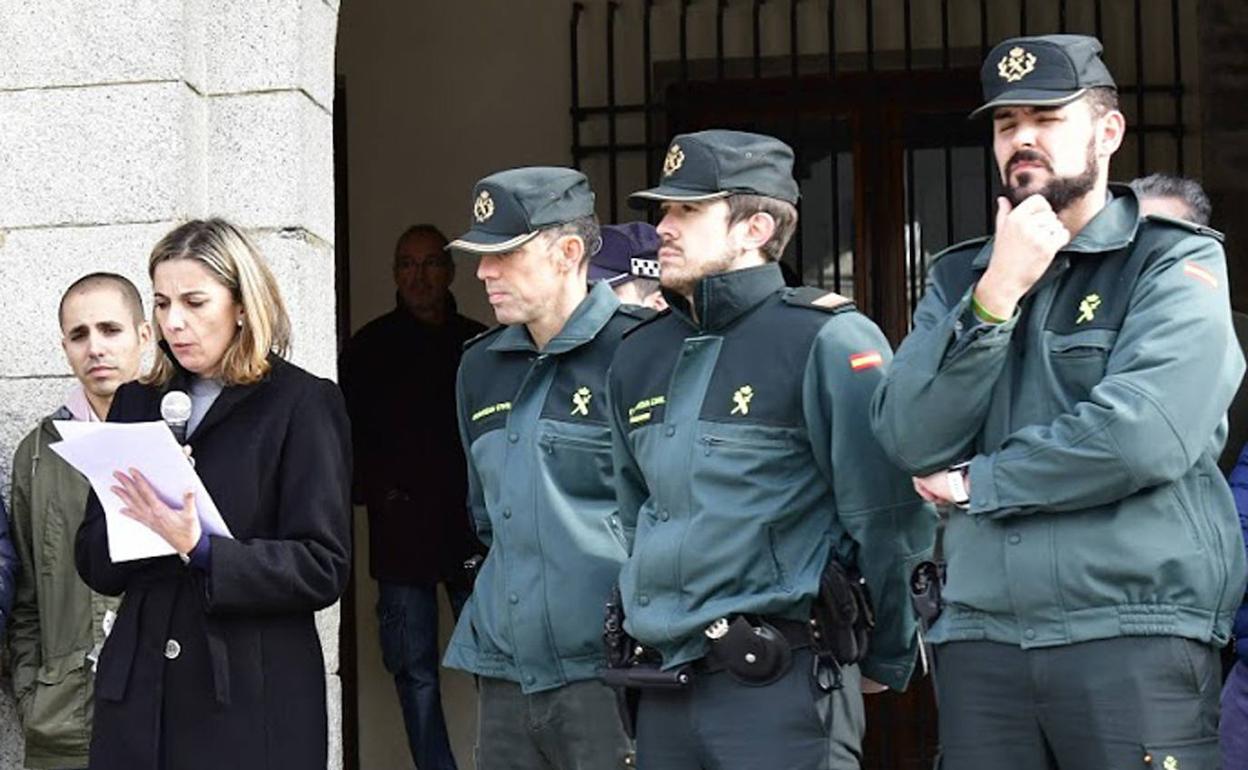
[704,616,794,686]
[811,559,876,665]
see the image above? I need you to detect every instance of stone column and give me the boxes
[1200,0,1248,310]
[0,1,342,767]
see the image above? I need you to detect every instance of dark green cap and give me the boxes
[971,34,1116,118]
[629,130,800,207]
[449,167,596,254]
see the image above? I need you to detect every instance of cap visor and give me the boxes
[969,88,1087,118]
[447,229,540,254]
[628,186,729,209]
[588,264,629,283]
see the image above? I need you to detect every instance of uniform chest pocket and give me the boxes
[538,426,614,501]
[1046,327,1118,404]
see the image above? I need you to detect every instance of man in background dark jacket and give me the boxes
[339,224,485,770]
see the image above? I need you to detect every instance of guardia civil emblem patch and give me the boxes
[730,385,754,416]
[998,46,1038,83]
[571,386,593,417]
[473,190,495,223]
[1076,293,1102,325]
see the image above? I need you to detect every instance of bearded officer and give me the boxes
[872,35,1245,770]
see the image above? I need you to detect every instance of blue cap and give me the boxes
[588,222,661,284]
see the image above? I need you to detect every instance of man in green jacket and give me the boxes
[871,35,1246,769]
[442,167,649,769]
[609,129,934,769]
[9,273,149,769]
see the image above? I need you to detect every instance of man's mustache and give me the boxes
[1007,150,1053,176]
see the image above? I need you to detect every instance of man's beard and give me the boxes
[1003,139,1099,213]
[660,241,742,297]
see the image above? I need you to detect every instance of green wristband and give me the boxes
[971,294,1009,325]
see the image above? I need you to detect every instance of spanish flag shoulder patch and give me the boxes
[849,350,884,371]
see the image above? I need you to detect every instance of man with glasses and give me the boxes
[340,224,485,770]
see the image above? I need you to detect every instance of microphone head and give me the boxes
[160,390,192,425]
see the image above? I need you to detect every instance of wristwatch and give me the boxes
[946,463,971,509]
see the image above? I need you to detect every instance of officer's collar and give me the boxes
[665,262,785,332]
[488,279,621,354]
[973,184,1141,269]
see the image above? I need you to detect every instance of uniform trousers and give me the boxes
[475,677,631,770]
[635,648,865,770]
[934,638,1220,770]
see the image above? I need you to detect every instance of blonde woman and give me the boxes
[75,219,351,770]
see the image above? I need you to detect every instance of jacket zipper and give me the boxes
[539,433,610,453]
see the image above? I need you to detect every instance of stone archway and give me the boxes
[0,2,344,768]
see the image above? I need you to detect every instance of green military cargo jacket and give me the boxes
[871,186,1248,648]
[443,282,652,692]
[607,263,936,690]
[8,411,120,768]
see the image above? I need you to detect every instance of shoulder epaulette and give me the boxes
[928,235,992,267]
[781,286,858,314]
[462,324,505,351]
[617,303,658,322]
[1142,214,1225,243]
[621,307,671,338]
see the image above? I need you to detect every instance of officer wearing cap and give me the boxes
[607,129,934,768]
[443,167,646,768]
[872,35,1246,769]
[589,221,668,310]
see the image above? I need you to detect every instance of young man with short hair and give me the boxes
[608,130,934,768]
[8,272,151,769]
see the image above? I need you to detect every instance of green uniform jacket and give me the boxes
[608,264,935,690]
[871,186,1248,648]
[8,410,120,769]
[443,282,652,692]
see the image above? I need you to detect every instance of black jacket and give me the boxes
[339,297,485,584]
[75,356,352,770]
[0,494,15,639]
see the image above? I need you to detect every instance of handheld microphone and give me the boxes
[161,390,192,445]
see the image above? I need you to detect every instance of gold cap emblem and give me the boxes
[663,144,685,177]
[473,190,495,223]
[998,46,1038,83]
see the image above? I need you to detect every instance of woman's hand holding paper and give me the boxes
[111,468,202,555]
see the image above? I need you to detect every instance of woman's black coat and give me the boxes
[75,357,352,770]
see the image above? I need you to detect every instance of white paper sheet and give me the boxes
[49,421,233,563]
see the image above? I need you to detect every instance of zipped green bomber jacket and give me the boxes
[607,263,936,690]
[8,410,120,769]
[443,282,652,693]
[871,186,1248,648]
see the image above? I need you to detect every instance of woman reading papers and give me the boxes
[75,219,352,770]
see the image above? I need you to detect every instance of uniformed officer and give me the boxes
[608,129,935,769]
[443,167,646,769]
[871,35,1247,770]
